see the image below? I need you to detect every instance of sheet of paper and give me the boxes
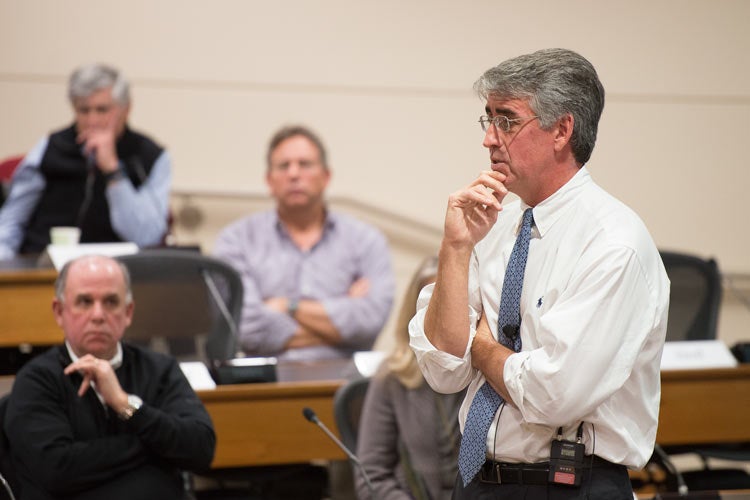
[353,350,386,377]
[46,242,139,270]
[179,361,217,390]
[660,340,738,371]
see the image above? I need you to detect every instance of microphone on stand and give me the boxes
[502,324,520,340]
[75,150,96,229]
[302,407,374,498]
[652,443,689,497]
[202,269,240,360]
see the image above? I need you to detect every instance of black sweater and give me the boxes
[4,344,215,500]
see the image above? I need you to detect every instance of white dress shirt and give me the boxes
[409,167,670,469]
[65,341,124,408]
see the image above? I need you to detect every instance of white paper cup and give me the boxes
[50,226,81,246]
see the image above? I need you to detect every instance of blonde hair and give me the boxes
[386,256,438,389]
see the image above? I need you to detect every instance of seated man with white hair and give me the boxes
[0,62,171,259]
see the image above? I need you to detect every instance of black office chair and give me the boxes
[660,250,722,342]
[116,250,253,499]
[651,251,750,492]
[333,377,370,453]
[116,249,243,366]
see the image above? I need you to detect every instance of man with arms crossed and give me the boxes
[215,125,394,361]
[4,255,215,499]
[409,49,669,499]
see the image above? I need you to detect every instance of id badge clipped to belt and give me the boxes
[548,423,585,486]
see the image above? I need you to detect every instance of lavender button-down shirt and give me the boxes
[214,210,394,361]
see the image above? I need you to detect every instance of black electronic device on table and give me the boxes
[211,356,278,385]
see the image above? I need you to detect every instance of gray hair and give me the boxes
[266,125,329,171]
[68,63,130,106]
[55,256,133,305]
[474,48,605,165]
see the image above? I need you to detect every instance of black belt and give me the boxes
[479,455,614,485]
[480,461,550,485]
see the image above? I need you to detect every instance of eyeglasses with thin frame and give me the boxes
[478,115,539,133]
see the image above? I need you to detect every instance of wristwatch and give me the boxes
[102,162,126,184]
[287,298,299,318]
[118,394,143,421]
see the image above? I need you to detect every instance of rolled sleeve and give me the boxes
[408,284,477,394]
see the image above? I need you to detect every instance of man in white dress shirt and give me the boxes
[409,48,669,499]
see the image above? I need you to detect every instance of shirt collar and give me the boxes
[65,340,123,370]
[273,208,336,238]
[522,167,592,238]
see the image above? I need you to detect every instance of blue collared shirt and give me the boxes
[0,135,172,259]
[214,209,395,361]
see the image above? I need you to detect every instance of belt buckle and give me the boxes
[480,462,502,484]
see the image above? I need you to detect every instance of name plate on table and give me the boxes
[660,340,739,371]
[180,361,217,390]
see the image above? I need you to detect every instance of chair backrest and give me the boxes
[0,155,23,183]
[116,249,243,365]
[660,250,722,341]
[333,377,370,453]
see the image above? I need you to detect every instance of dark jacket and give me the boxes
[20,125,163,253]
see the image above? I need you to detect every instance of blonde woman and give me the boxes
[356,256,464,500]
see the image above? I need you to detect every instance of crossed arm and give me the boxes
[415,169,522,408]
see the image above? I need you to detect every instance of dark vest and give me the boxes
[20,125,163,254]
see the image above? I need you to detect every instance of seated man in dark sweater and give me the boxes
[0,63,171,259]
[3,255,216,499]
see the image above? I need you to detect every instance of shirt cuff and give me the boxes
[503,350,530,407]
[103,162,127,184]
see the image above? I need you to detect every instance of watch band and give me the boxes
[118,394,143,421]
[102,162,126,184]
[287,298,299,318]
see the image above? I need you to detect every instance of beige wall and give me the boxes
[1,0,749,350]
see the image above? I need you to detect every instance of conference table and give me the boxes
[2,358,749,469]
[3,363,749,469]
[637,492,750,499]
[196,364,750,468]
[0,256,60,348]
[196,359,352,467]
[2,261,750,469]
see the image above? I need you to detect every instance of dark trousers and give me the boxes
[451,457,633,500]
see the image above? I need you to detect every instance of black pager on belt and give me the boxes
[548,423,585,486]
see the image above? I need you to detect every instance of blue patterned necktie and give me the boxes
[457,208,534,486]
